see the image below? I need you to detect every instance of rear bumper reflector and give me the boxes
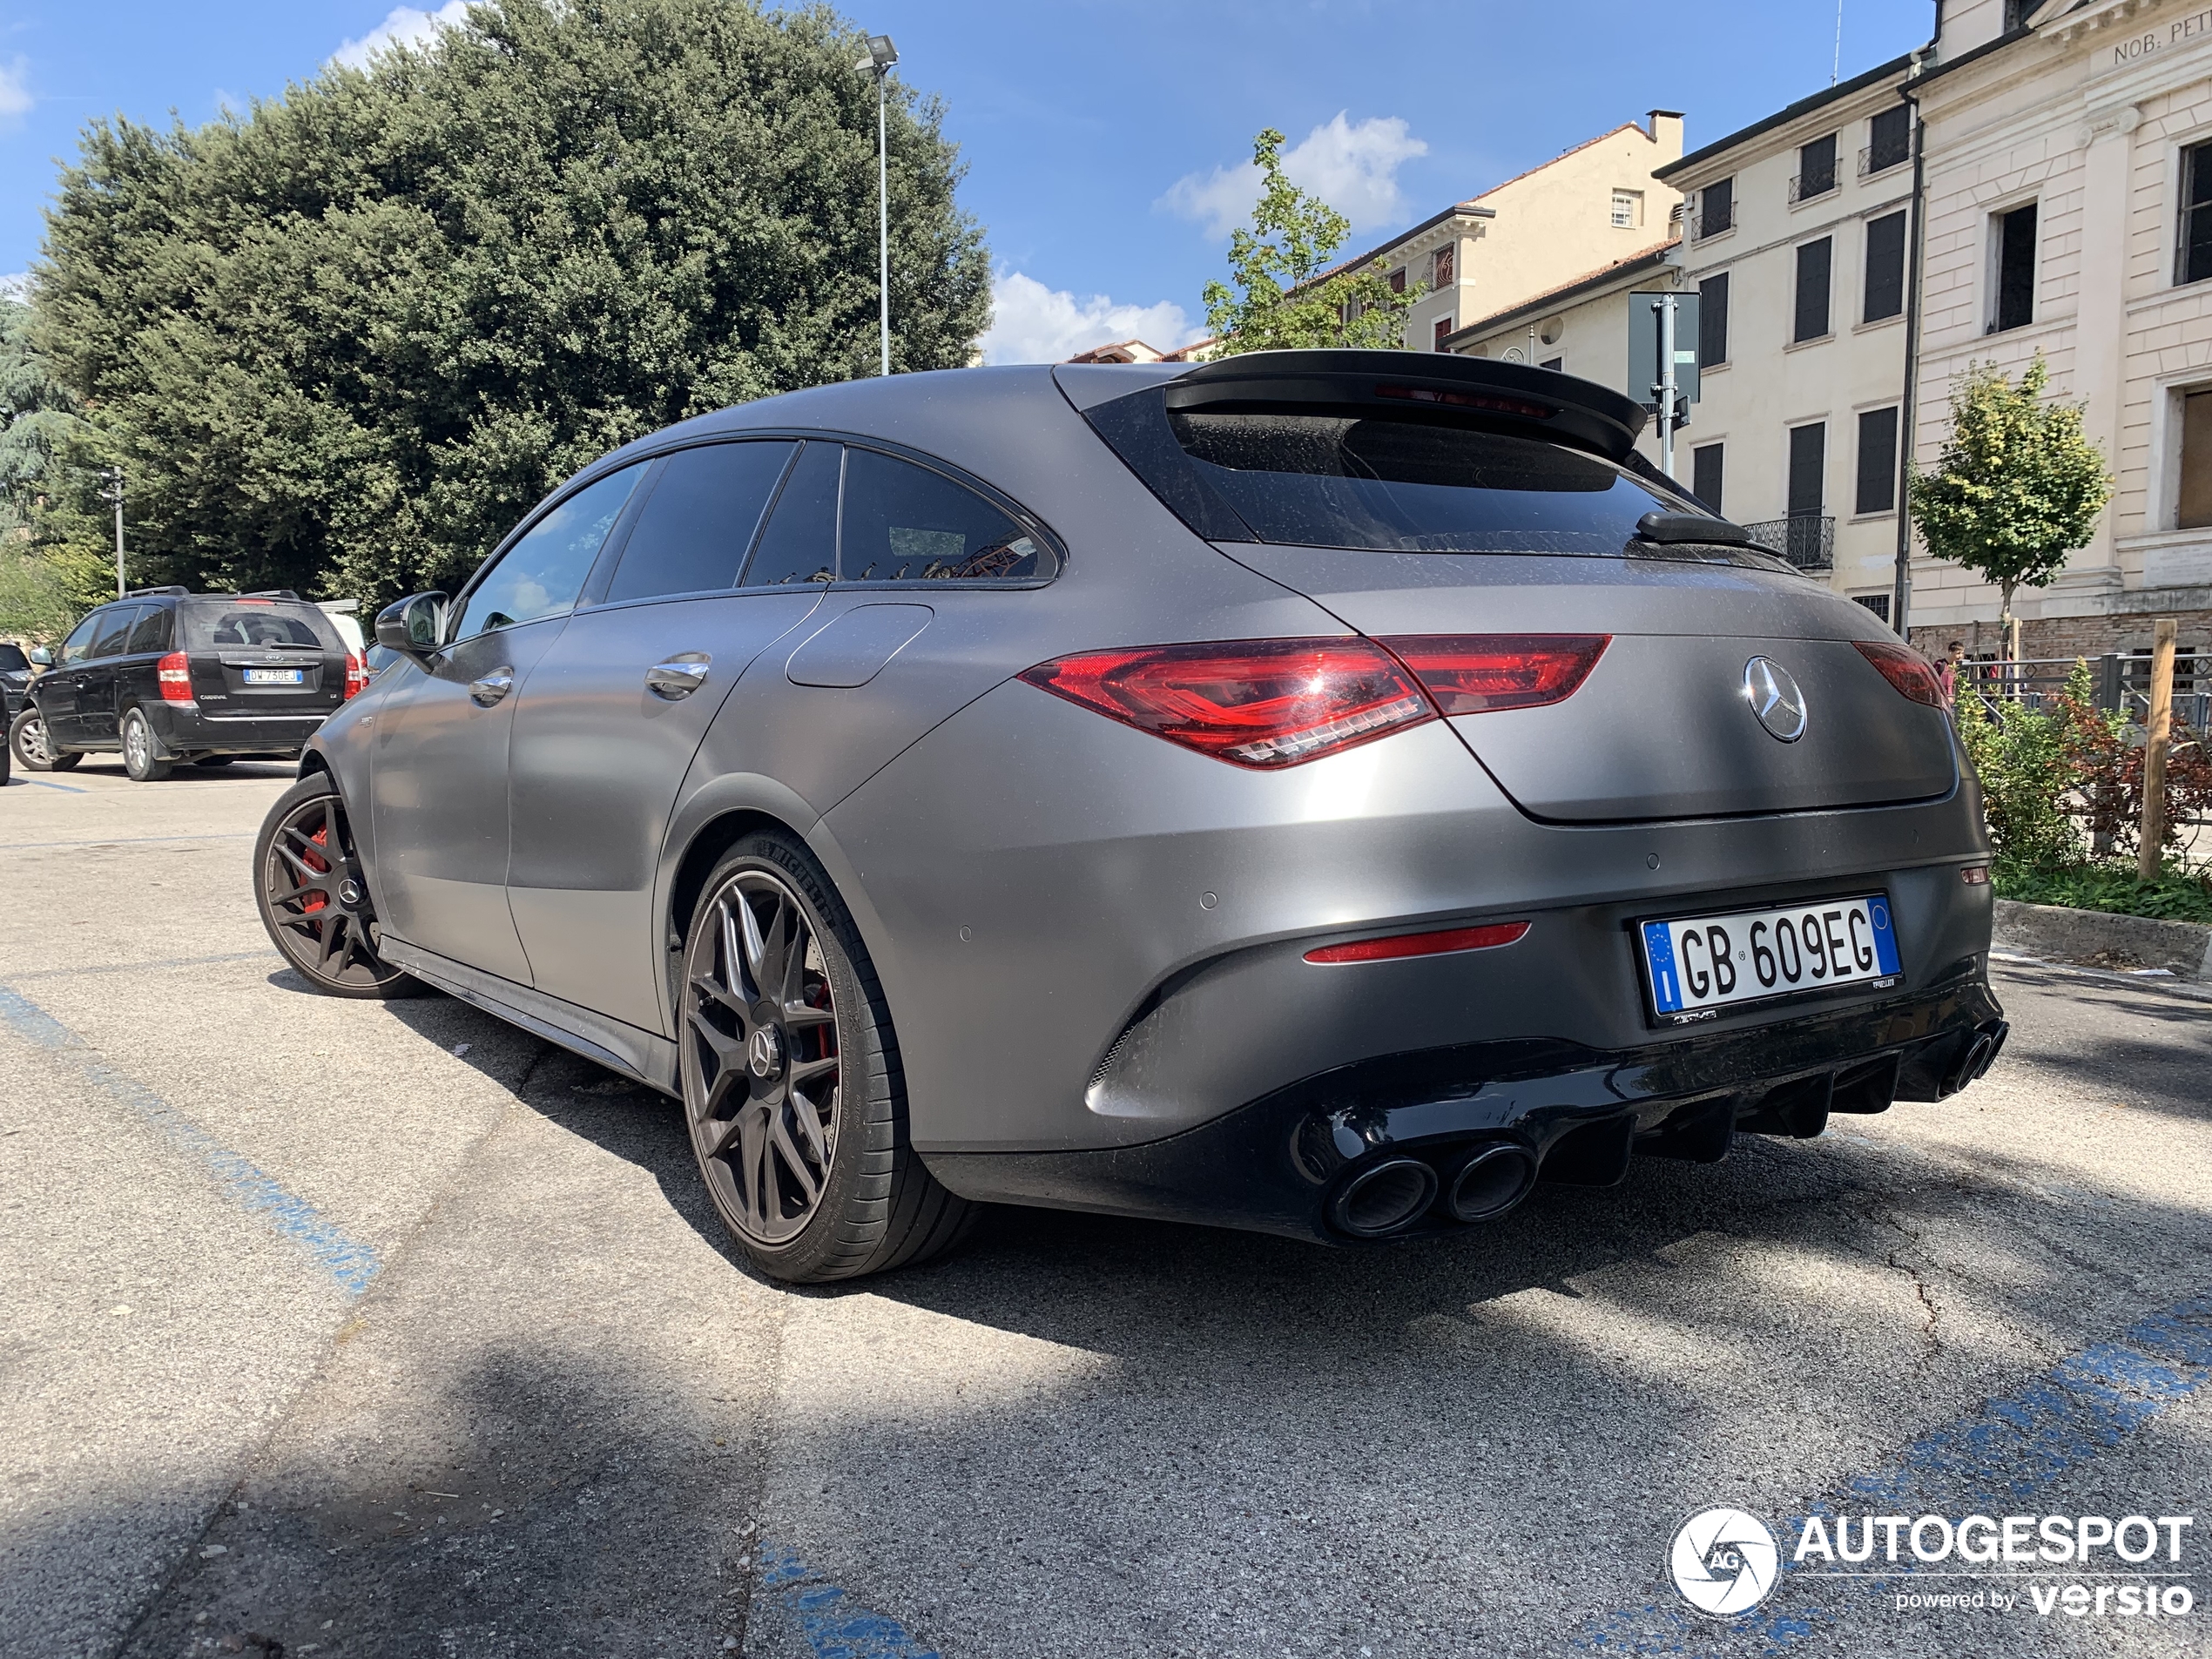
[1305,921,1530,965]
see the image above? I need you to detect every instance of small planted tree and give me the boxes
[1908,354,2111,663]
[1201,128,1420,356]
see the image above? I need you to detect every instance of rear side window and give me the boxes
[0,644,28,671]
[840,448,1055,582]
[89,608,141,659]
[456,462,644,640]
[604,441,796,604]
[184,604,332,650]
[744,442,841,587]
[1166,412,1679,556]
[127,608,173,654]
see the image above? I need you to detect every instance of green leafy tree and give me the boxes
[1201,129,1420,356]
[0,293,110,637]
[1908,354,2112,663]
[31,0,990,609]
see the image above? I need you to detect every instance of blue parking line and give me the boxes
[1575,1293,2212,1654]
[0,987,381,1296]
[758,1545,941,1658]
[6,776,88,792]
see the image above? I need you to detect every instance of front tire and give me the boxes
[10,707,81,772]
[254,772,419,998]
[680,832,974,1284]
[120,707,173,781]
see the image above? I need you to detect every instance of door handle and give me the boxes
[469,668,515,707]
[645,653,711,699]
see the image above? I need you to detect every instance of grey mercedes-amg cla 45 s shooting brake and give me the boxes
[256,349,2006,1283]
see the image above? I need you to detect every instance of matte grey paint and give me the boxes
[313,360,1993,1204]
[785,604,934,687]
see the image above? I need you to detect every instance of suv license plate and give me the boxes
[245,668,305,685]
[1640,895,1900,1023]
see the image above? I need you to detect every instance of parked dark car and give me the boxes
[0,641,31,725]
[10,588,363,779]
[256,350,2005,1284]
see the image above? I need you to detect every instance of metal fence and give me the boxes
[1959,654,2209,732]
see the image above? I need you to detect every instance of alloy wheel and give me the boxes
[684,867,842,1245]
[261,787,390,988]
[18,713,52,765]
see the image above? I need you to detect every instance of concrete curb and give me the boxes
[1992,896,2212,981]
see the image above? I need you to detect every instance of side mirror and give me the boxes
[28,647,51,667]
[374,592,449,669]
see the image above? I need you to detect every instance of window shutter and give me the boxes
[1863,212,1906,323]
[1697,273,1730,368]
[1855,408,1899,515]
[1794,239,1832,342]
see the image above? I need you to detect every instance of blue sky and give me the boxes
[0,0,1938,360]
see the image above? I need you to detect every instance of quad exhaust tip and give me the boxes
[1442,1143,1538,1222]
[1328,1158,1438,1238]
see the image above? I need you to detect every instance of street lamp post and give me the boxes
[98,466,125,597]
[854,33,899,377]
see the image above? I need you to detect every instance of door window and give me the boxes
[126,607,173,654]
[455,463,644,640]
[840,448,1053,582]
[743,442,841,587]
[57,614,105,666]
[89,607,141,660]
[604,442,796,604]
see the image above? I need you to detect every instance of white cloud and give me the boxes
[331,2,471,71]
[0,56,33,129]
[1159,112,1429,240]
[979,270,1201,366]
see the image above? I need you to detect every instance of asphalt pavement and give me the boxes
[3,759,2209,1659]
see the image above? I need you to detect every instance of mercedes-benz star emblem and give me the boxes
[747,1026,783,1080]
[1742,657,1808,742]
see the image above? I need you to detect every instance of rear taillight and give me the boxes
[345,654,368,698]
[1853,639,1945,708]
[157,651,193,703]
[1020,637,1433,768]
[1379,635,1610,713]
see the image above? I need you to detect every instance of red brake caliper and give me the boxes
[300,825,332,916]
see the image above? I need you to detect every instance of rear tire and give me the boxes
[10,707,81,772]
[254,772,420,998]
[120,707,173,781]
[679,831,974,1284]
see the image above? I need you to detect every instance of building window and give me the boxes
[1433,244,1455,287]
[1795,133,1838,201]
[1388,267,1406,295]
[1699,178,1735,238]
[1856,407,1900,515]
[1865,106,1911,175]
[1611,190,1642,228]
[1541,357,1564,372]
[1794,238,1833,342]
[1854,592,1892,624]
[2180,388,2212,529]
[1864,211,1907,322]
[1990,202,2037,332]
[1433,316,1455,352]
[2178,142,2212,286]
[1789,422,1827,518]
[1697,273,1730,368]
[1691,442,1724,515]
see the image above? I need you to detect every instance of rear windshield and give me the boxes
[182,602,337,651]
[0,644,26,671]
[1165,412,1682,555]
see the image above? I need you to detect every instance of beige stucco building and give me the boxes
[1905,0,2212,664]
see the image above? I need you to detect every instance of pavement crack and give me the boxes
[1871,1204,1945,1366]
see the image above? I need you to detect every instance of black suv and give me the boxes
[9,588,361,780]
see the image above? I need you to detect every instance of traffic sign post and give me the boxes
[1629,290,1700,480]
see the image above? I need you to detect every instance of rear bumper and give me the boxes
[144,701,324,755]
[924,969,2006,1244]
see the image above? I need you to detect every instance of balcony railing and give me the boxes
[1688,207,1733,240]
[1743,515,1835,573]
[1788,170,1838,204]
[1858,142,1909,178]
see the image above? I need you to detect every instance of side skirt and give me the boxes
[379,936,680,1097]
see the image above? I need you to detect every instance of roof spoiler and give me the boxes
[1156,348,1649,462]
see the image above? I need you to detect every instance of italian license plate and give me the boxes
[245,667,304,685]
[1640,894,1901,1023]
